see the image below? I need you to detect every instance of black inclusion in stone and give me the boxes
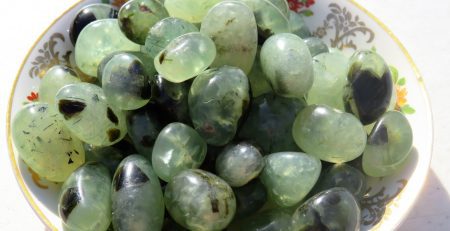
[307,207,330,231]
[58,100,86,119]
[369,124,389,146]
[60,187,81,222]
[114,163,149,191]
[107,128,121,142]
[350,69,392,125]
[107,107,119,125]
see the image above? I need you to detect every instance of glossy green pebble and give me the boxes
[112,155,165,230]
[260,33,313,98]
[59,163,111,231]
[12,103,85,182]
[307,52,349,111]
[102,53,151,110]
[56,83,127,146]
[293,105,367,163]
[75,19,140,77]
[247,49,272,98]
[344,50,393,125]
[260,152,321,207]
[362,111,413,177]
[316,163,366,199]
[152,122,207,182]
[239,93,306,153]
[164,0,224,23]
[84,144,125,175]
[154,32,216,83]
[215,142,264,187]
[164,169,236,230]
[189,66,250,146]
[118,0,168,44]
[289,11,311,38]
[201,1,257,74]
[291,188,361,231]
[304,37,329,57]
[233,179,267,218]
[266,0,290,17]
[39,65,81,104]
[230,209,292,231]
[143,17,198,59]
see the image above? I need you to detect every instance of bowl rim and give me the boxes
[5,0,434,230]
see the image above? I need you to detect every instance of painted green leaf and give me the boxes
[401,105,415,114]
[398,78,406,86]
[389,65,398,83]
[300,10,314,17]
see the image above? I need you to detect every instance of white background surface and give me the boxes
[0,0,449,230]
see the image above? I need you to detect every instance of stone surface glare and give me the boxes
[39,65,81,105]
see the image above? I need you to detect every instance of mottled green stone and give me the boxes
[84,144,125,175]
[152,122,207,182]
[75,19,140,77]
[164,169,236,230]
[59,163,111,231]
[260,152,321,207]
[289,11,311,38]
[112,155,164,230]
[247,49,272,98]
[293,105,366,163]
[189,66,250,146]
[201,1,257,74]
[363,111,413,177]
[316,163,366,199]
[229,209,292,231]
[12,103,85,182]
[260,33,313,98]
[164,0,224,23]
[118,0,168,44]
[154,32,216,83]
[39,65,80,104]
[304,37,329,57]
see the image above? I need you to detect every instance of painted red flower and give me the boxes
[288,0,316,14]
[27,91,39,102]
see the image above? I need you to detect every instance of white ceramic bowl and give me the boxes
[6,0,433,230]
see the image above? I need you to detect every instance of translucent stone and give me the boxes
[164,169,236,230]
[260,152,321,207]
[164,0,224,23]
[59,163,111,231]
[304,37,329,57]
[154,32,216,83]
[200,1,257,74]
[289,11,311,38]
[55,83,127,146]
[112,155,164,230]
[215,142,264,187]
[292,105,367,163]
[152,122,207,182]
[189,66,250,146]
[102,53,151,110]
[363,111,413,177]
[260,33,313,98]
[12,103,85,182]
[84,144,125,175]
[118,0,168,44]
[239,93,306,153]
[266,0,290,17]
[39,65,80,105]
[307,52,349,111]
[344,50,393,125]
[316,163,366,199]
[233,179,267,218]
[143,17,198,59]
[75,19,140,77]
[247,49,272,98]
[291,188,361,231]
[230,209,292,230]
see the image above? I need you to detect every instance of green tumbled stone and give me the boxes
[260,152,321,207]
[59,163,111,231]
[266,0,290,17]
[164,0,224,23]
[154,32,216,83]
[75,19,140,77]
[143,17,198,58]
[164,169,236,230]
[260,33,313,98]
[362,111,413,177]
[304,37,329,57]
[229,209,292,231]
[84,144,125,175]
[12,103,85,182]
[201,1,257,74]
[112,155,165,230]
[189,66,250,146]
[152,122,207,182]
[293,105,367,163]
[315,163,366,199]
[247,48,273,97]
[233,179,267,219]
[39,65,80,104]
[215,142,264,187]
[289,11,311,38]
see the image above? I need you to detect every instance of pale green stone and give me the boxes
[39,65,80,104]
[260,33,313,98]
[164,0,224,23]
[304,37,329,57]
[315,163,366,199]
[75,19,140,77]
[289,11,311,38]
[229,209,292,230]
[292,105,367,163]
[307,52,349,111]
[260,152,321,207]
[363,111,413,177]
[154,32,216,83]
[12,103,85,182]
[143,17,198,58]
[152,122,207,182]
[266,0,289,17]
[201,1,257,74]
[247,48,272,98]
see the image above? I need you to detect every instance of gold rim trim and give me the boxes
[5,0,434,230]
